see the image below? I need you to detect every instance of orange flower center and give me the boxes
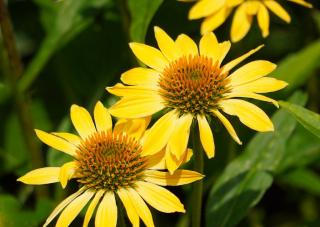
[159,55,229,115]
[75,131,146,191]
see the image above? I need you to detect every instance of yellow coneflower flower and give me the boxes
[18,101,203,227]
[183,0,313,42]
[107,27,287,173]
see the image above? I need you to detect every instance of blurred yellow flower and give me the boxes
[183,0,313,42]
[18,101,203,227]
[107,27,287,172]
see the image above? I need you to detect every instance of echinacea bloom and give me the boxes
[18,101,203,227]
[183,0,313,42]
[107,27,287,173]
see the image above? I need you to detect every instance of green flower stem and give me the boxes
[0,0,46,198]
[191,121,204,227]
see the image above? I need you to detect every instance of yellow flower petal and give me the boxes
[154,26,181,61]
[71,105,96,139]
[220,99,274,132]
[287,0,312,8]
[43,188,86,227]
[144,169,204,186]
[59,161,77,188]
[197,115,215,158]
[227,92,279,107]
[109,95,164,119]
[201,7,232,34]
[56,189,95,227]
[218,41,231,65]
[167,114,193,161]
[107,83,158,97]
[117,189,140,227]
[212,109,242,144]
[129,42,168,72]
[228,60,277,86]
[18,167,60,185]
[35,129,77,156]
[95,192,117,227]
[189,0,226,20]
[94,101,112,133]
[246,1,260,15]
[52,132,81,146]
[121,67,160,86]
[257,4,269,37]
[232,77,288,93]
[165,147,182,174]
[126,188,155,227]
[221,45,264,74]
[142,110,178,156]
[175,34,198,56]
[114,117,151,140]
[135,181,185,213]
[231,4,253,42]
[199,32,219,63]
[264,0,291,23]
[83,190,105,227]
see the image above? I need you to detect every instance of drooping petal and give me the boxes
[114,116,151,140]
[231,4,253,42]
[94,101,112,133]
[121,67,160,86]
[95,192,117,227]
[245,1,260,15]
[201,7,232,34]
[109,95,164,119]
[135,181,185,213]
[35,129,77,157]
[107,83,159,97]
[220,99,274,132]
[43,188,86,227]
[197,115,215,158]
[59,161,77,188]
[175,34,198,56]
[17,167,60,185]
[129,43,168,72]
[154,26,181,61]
[144,169,204,186]
[126,188,155,227]
[56,189,95,227]
[167,114,193,161]
[199,32,219,63]
[257,4,269,37]
[83,190,105,227]
[211,110,242,144]
[226,92,279,107]
[221,45,264,74]
[70,105,96,139]
[52,132,81,147]
[117,189,140,227]
[189,0,226,20]
[142,110,178,156]
[228,60,277,87]
[232,77,288,93]
[218,41,231,65]
[165,147,182,174]
[287,0,312,8]
[264,0,291,23]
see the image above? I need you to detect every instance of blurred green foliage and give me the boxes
[0,0,319,226]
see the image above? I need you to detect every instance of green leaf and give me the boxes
[279,168,320,196]
[205,91,307,227]
[128,0,164,42]
[271,40,320,94]
[279,101,320,139]
[19,0,113,92]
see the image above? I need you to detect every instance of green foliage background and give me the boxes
[0,0,320,226]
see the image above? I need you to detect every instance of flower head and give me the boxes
[107,27,287,172]
[183,0,313,42]
[18,101,203,227]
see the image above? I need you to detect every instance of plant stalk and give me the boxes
[191,121,204,227]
